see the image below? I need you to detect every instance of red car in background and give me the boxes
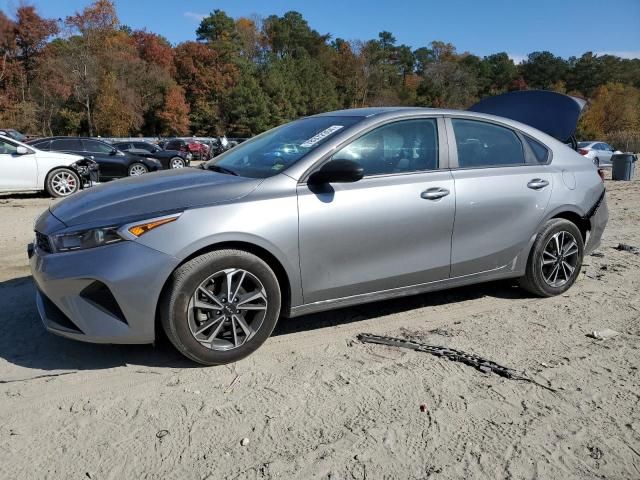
[162,138,210,160]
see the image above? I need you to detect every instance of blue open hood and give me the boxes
[469,90,587,143]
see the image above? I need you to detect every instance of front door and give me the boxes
[0,138,37,190]
[81,139,122,179]
[297,118,455,304]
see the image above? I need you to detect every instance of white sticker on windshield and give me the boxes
[300,125,344,148]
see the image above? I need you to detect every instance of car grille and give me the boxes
[35,231,52,253]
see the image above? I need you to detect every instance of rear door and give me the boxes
[297,117,456,304]
[447,118,553,277]
[0,137,38,190]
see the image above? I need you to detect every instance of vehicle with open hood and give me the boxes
[29,91,607,365]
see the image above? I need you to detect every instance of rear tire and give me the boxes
[160,249,281,365]
[45,168,80,198]
[170,157,185,169]
[519,219,584,297]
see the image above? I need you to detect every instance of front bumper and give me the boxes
[29,239,180,344]
[584,194,608,255]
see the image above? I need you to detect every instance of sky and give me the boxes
[1,0,639,62]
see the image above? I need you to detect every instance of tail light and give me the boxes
[597,169,605,182]
[578,148,589,156]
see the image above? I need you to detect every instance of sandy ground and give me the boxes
[0,175,639,480]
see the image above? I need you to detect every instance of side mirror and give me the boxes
[16,146,29,155]
[110,148,118,155]
[308,159,364,184]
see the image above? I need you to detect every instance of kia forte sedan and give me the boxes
[29,91,608,365]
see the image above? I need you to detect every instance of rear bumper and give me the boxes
[585,194,608,255]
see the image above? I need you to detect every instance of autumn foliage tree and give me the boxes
[0,1,638,144]
[157,84,190,135]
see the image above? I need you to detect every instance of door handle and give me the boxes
[527,178,549,190]
[421,187,450,200]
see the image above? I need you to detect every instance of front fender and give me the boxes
[134,197,303,308]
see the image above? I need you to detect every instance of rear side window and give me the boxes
[134,142,153,152]
[30,139,51,150]
[525,136,550,163]
[83,139,114,153]
[50,138,82,151]
[452,119,525,168]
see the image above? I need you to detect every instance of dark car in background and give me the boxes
[162,138,210,160]
[27,137,162,180]
[0,129,28,142]
[112,141,191,169]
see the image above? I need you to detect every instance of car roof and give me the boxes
[31,136,111,143]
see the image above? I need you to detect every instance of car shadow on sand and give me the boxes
[0,275,529,373]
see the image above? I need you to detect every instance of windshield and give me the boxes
[204,116,361,178]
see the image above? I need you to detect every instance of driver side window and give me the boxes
[332,119,439,176]
[0,138,18,155]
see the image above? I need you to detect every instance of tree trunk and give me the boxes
[85,97,93,136]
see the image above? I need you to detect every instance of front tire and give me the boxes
[519,219,584,297]
[128,163,149,176]
[45,168,80,198]
[160,249,281,365]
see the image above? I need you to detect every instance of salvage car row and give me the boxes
[0,135,222,197]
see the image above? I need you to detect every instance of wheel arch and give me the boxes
[550,210,590,242]
[154,240,294,341]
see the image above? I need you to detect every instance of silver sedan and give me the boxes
[30,91,608,365]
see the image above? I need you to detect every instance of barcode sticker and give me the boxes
[300,125,344,148]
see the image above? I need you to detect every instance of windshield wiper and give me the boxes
[205,164,239,176]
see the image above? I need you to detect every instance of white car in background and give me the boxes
[578,141,621,167]
[0,134,98,197]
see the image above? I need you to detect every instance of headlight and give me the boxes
[50,227,122,252]
[48,214,181,252]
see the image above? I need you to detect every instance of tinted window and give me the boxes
[452,119,525,168]
[332,119,439,176]
[50,138,82,151]
[134,142,154,152]
[113,142,130,150]
[0,138,18,154]
[207,116,361,178]
[83,139,114,153]
[29,139,51,150]
[525,136,550,163]
[602,143,613,151]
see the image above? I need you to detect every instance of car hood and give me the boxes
[49,168,262,228]
[36,151,85,163]
[469,90,587,143]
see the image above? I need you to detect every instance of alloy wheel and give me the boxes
[51,171,77,196]
[540,231,579,287]
[129,164,147,176]
[187,268,268,351]
[170,158,185,169]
